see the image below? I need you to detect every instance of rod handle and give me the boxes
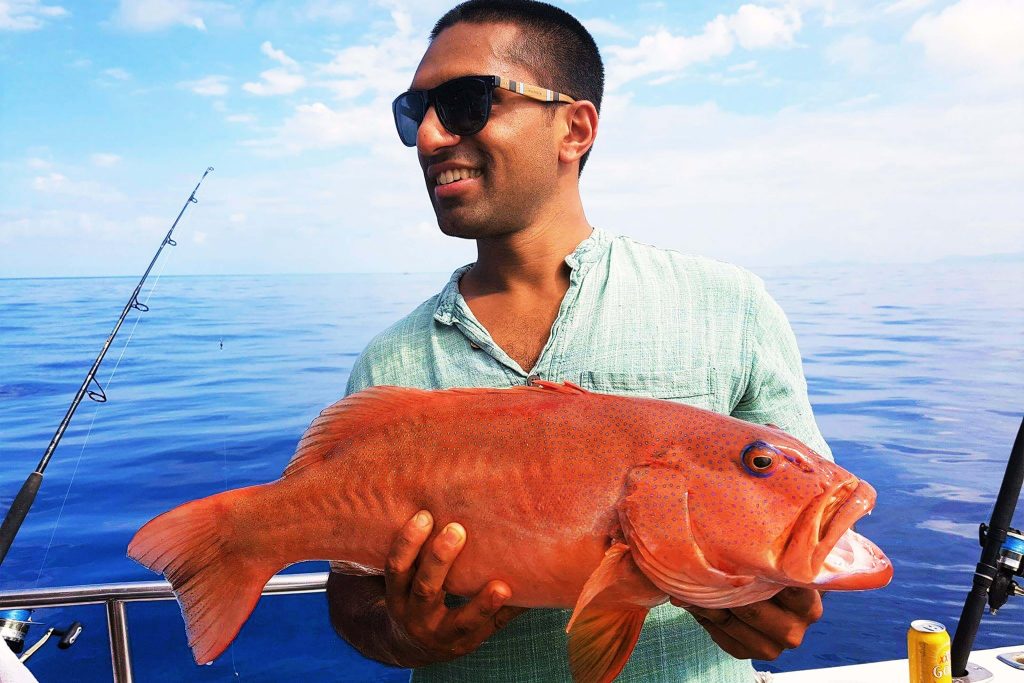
[0,472,43,568]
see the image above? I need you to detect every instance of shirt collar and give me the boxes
[433,227,611,326]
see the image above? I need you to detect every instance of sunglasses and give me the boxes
[392,75,576,147]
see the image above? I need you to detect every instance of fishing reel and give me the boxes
[0,609,82,662]
[978,525,1024,614]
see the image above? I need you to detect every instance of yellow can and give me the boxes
[908,620,952,683]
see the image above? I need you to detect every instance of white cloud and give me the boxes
[180,74,229,96]
[103,67,131,81]
[0,0,67,31]
[244,101,389,154]
[28,169,123,200]
[32,172,67,192]
[26,157,50,169]
[113,0,207,31]
[606,4,803,90]
[243,40,306,96]
[582,17,632,39]
[884,0,934,14]
[826,34,886,73]
[243,68,306,96]
[582,96,1024,266]
[260,40,297,68]
[317,10,425,101]
[729,4,802,49]
[91,153,122,167]
[300,0,354,23]
[225,113,255,124]
[605,18,735,89]
[244,9,426,154]
[907,0,1024,83]
[728,60,760,72]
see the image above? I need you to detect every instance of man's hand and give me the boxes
[676,588,823,660]
[383,510,528,666]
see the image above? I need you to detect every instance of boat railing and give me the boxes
[0,571,328,683]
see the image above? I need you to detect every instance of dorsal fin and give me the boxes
[283,381,587,478]
[528,379,587,395]
[283,386,431,478]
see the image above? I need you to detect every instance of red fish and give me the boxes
[128,380,892,683]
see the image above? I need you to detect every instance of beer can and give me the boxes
[908,620,952,683]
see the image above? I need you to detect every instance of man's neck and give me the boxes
[461,205,592,298]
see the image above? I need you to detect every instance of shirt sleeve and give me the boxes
[731,277,833,461]
[344,352,375,396]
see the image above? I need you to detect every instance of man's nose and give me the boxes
[417,104,461,155]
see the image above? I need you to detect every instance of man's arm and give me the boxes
[327,511,527,667]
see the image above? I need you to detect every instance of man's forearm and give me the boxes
[326,571,430,668]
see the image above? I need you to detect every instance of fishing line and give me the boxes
[33,247,177,587]
[218,360,241,681]
[0,166,213,569]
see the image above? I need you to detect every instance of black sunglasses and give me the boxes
[392,75,576,147]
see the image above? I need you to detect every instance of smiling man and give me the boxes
[325,1,830,681]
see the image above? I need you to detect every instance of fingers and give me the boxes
[444,580,528,655]
[384,510,434,608]
[407,523,466,611]
[694,618,770,660]
[772,587,823,622]
[689,603,793,659]
[381,511,525,663]
[687,590,824,661]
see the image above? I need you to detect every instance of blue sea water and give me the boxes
[0,260,1021,682]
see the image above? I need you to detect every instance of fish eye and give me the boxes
[740,441,783,477]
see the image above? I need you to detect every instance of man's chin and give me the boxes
[435,213,510,240]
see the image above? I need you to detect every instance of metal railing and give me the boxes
[0,572,328,682]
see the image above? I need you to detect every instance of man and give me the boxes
[327,1,827,680]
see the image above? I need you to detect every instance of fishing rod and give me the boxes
[0,166,214,569]
[951,415,1024,676]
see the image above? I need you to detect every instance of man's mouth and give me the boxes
[435,168,482,186]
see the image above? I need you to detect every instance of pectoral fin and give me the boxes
[567,542,632,632]
[567,607,647,683]
[566,543,651,683]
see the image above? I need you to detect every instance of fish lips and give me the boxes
[781,479,893,590]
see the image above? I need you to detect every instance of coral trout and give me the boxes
[129,380,892,682]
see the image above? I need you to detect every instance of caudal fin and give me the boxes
[127,490,278,664]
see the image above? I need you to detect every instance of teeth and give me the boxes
[436,168,482,186]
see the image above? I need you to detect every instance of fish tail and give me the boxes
[127,486,278,665]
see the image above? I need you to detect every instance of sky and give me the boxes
[1,0,1022,277]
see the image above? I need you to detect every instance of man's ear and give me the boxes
[558,100,598,167]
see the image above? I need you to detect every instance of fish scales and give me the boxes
[129,380,892,683]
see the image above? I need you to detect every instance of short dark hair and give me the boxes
[430,0,604,175]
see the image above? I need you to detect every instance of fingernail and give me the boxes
[443,523,464,544]
[414,511,431,528]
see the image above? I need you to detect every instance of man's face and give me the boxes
[410,22,562,239]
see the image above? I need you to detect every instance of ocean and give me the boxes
[1,259,1021,681]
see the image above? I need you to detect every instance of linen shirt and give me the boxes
[339,227,831,683]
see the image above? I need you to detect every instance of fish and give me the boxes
[128,380,893,683]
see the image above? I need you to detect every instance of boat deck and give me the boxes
[774,645,1024,682]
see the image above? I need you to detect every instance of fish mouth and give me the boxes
[781,479,893,590]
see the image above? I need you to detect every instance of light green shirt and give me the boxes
[341,228,830,683]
